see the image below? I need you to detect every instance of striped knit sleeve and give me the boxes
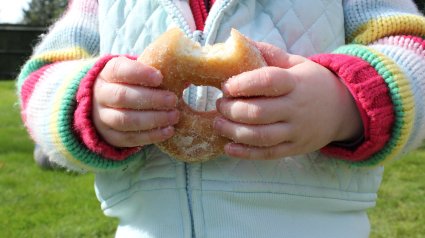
[311,0,425,167]
[17,0,140,172]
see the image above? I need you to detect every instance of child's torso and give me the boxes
[96,145,382,238]
[95,0,382,237]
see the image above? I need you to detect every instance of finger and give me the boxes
[249,40,306,68]
[98,108,179,132]
[101,126,175,147]
[222,67,296,97]
[95,78,178,110]
[224,142,296,160]
[213,117,292,147]
[100,56,163,86]
[216,97,293,124]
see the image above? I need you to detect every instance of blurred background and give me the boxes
[1,0,425,237]
[0,0,67,79]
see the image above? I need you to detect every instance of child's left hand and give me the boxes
[214,42,364,160]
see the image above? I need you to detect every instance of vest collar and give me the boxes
[160,0,239,45]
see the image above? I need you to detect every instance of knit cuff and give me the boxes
[369,35,425,156]
[330,134,365,150]
[312,44,415,167]
[73,55,143,161]
[310,53,395,165]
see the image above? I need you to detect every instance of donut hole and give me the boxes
[182,84,223,111]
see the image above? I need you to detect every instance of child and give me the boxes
[18,0,425,237]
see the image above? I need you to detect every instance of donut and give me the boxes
[137,28,267,162]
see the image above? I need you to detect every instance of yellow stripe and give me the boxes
[49,60,97,170]
[34,46,92,62]
[349,15,425,44]
[364,48,415,167]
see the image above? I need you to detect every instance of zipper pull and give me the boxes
[192,30,206,46]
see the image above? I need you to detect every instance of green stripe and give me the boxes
[333,45,408,167]
[56,61,137,170]
[16,58,52,97]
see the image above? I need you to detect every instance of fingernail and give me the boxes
[222,82,230,96]
[167,110,179,123]
[165,95,176,107]
[214,119,223,131]
[226,144,238,156]
[150,70,162,84]
[161,126,172,136]
[215,98,222,110]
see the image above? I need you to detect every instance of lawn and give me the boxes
[0,80,118,238]
[1,80,424,237]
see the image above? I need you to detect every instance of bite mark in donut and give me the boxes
[137,28,267,162]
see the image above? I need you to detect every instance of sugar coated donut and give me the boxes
[137,28,267,162]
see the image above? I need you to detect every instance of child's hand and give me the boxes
[92,57,179,148]
[214,42,363,160]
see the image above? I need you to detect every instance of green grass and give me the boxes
[0,80,118,237]
[1,80,424,237]
[369,148,425,238]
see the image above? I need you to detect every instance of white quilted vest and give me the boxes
[95,0,384,237]
[99,0,346,56]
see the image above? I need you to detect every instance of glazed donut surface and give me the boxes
[137,28,267,162]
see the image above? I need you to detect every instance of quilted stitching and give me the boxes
[215,0,344,56]
[100,0,344,55]
[252,160,280,180]
[99,0,176,54]
[136,146,178,181]
[101,0,137,53]
[309,153,323,188]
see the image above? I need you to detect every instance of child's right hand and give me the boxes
[92,57,179,148]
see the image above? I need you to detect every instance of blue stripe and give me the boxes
[34,26,100,56]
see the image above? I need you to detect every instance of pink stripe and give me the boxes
[20,63,61,123]
[74,55,142,161]
[371,35,425,60]
[67,0,98,15]
[21,64,52,109]
[310,54,395,162]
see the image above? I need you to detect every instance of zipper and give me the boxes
[185,163,195,237]
[186,29,204,237]
[163,0,234,45]
[202,0,233,45]
[192,30,206,46]
[162,0,193,38]
[162,1,236,237]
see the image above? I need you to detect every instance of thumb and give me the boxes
[247,39,306,68]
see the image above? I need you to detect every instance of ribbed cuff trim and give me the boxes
[74,54,142,160]
[327,44,415,167]
[330,134,365,150]
[310,53,395,162]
